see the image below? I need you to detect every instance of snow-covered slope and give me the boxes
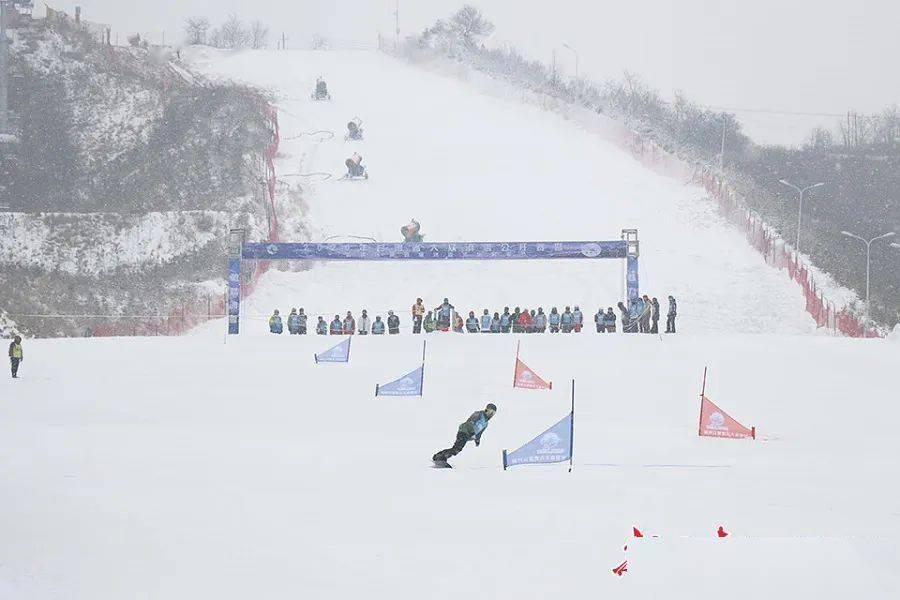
[1,332,898,598]
[188,49,815,335]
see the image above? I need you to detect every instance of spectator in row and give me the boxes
[666,295,677,333]
[388,310,400,334]
[287,308,308,334]
[480,309,491,333]
[317,316,328,334]
[269,310,283,334]
[372,316,385,334]
[412,298,425,333]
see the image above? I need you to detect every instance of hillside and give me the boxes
[0,15,279,336]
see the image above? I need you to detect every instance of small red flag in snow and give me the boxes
[612,560,628,576]
[633,526,644,538]
[513,358,552,390]
[717,525,729,538]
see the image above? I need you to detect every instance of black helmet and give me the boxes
[486,403,497,412]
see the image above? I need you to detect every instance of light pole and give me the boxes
[779,180,824,256]
[840,230,896,310]
[562,43,578,79]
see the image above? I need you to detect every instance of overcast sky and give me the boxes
[35,0,900,145]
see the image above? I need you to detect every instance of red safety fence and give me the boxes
[614,128,878,338]
[92,102,281,337]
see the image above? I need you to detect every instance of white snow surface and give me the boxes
[188,49,816,333]
[4,49,897,598]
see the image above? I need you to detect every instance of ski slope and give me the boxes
[3,49,898,598]
[188,48,816,334]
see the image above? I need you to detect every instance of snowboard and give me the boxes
[431,459,452,469]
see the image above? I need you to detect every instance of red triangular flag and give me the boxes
[513,358,552,390]
[717,525,729,538]
[612,560,628,576]
[699,395,754,439]
[633,526,644,538]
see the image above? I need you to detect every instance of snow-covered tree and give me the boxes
[184,17,210,46]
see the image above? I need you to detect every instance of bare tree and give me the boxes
[184,17,210,46]
[448,5,494,47]
[208,27,223,48]
[805,127,834,151]
[220,14,249,50]
[249,21,269,49]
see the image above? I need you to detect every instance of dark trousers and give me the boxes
[666,316,676,333]
[413,315,423,333]
[650,318,659,334]
[11,357,21,378]
[433,431,470,462]
[389,327,399,335]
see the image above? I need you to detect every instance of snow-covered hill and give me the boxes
[189,49,816,335]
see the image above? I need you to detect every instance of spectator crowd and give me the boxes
[266,296,677,336]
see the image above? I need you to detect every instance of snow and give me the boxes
[3,48,897,598]
[1,332,898,598]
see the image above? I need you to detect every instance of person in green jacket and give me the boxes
[9,336,23,379]
[423,310,436,333]
[432,403,497,466]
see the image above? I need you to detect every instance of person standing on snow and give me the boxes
[618,302,633,333]
[432,403,498,467]
[533,307,547,333]
[358,309,371,335]
[666,295,677,333]
[287,308,300,334]
[330,315,343,335]
[480,309,492,333]
[423,310,436,333]
[435,298,454,331]
[594,308,606,333]
[9,336,23,379]
[316,316,328,335]
[453,312,465,333]
[650,298,661,334]
[628,298,642,332]
[548,307,561,333]
[490,312,501,333]
[387,310,400,335]
[604,307,617,333]
[560,306,574,333]
[500,307,512,333]
[411,298,425,334]
[297,308,308,334]
[572,306,584,333]
[371,316,385,335]
[466,311,480,333]
[342,311,356,335]
[639,295,652,333]
[269,310,283,334]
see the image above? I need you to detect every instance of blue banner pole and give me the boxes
[420,340,426,396]
[502,449,508,471]
[569,379,575,473]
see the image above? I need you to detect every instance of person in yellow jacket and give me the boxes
[9,336,23,379]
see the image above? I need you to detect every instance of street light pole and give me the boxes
[562,43,578,79]
[840,230,896,310]
[779,180,824,256]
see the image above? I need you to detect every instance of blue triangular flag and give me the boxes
[503,412,573,468]
[375,364,424,397]
[315,337,351,363]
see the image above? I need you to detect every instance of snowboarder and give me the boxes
[9,335,23,379]
[269,310,283,334]
[432,403,498,467]
[411,298,425,333]
[387,310,400,335]
[358,309,371,335]
[666,295,677,333]
[548,307,560,333]
[316,316,328,335]
[401,219,424,243]
[480,309,492,333]
[329,315,343,335]
[466,311,480,333]
[371,316,385,335]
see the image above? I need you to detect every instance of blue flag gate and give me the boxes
[226,231,640,335]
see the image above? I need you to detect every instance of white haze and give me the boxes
[34,0,900,146]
